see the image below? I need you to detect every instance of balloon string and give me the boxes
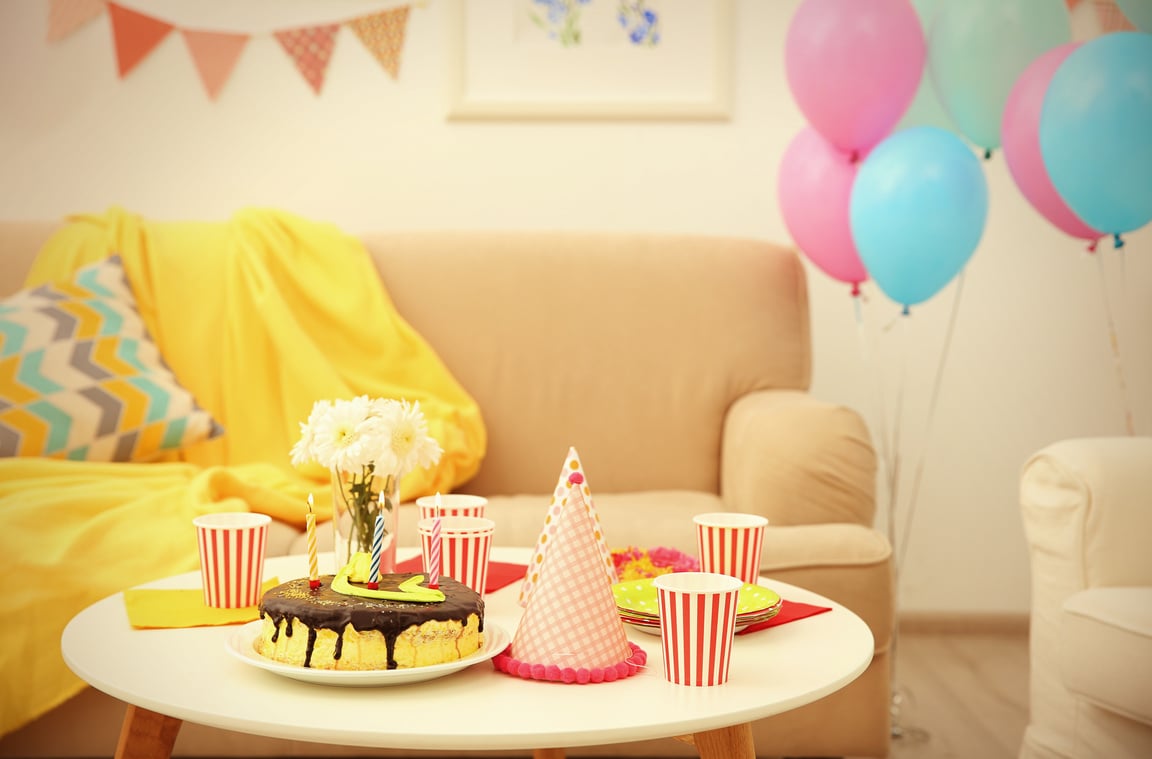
[897,273,966,572]
[888,309,911,575]
[853,291,898,571]
[1096,252,1136,436]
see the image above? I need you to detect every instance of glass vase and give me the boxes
[331,467,399,575]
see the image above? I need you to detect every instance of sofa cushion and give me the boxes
[1060,586,1152,726]
[0,256,222,461]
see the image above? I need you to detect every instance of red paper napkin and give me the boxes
[736,599,832,635]
[395,556,528,594]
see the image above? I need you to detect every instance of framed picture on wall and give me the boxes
[447,0,733,120]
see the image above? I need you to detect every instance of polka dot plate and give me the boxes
[611,577,781,619]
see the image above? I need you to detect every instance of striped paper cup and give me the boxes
[693,512,768,585]
[193,512,271,608]
[417,515,494,595]
[654,572,744,686]
[415,494,487,521]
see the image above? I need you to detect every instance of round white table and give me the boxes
[62,548,873,759]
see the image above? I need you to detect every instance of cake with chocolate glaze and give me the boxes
[256,573,484,670]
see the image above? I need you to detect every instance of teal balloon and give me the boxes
[1116,0,1152,32]
[929,0,1071,151]
[1040,31,1152,235]
[850,127,988,308]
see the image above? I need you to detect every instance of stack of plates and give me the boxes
[611,577,782,635]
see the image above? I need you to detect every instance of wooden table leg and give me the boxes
[532,750,566,759]
[692,722,755,759]
[115,705,183,759]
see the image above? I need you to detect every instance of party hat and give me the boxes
[519,447,616,606]
[494,482,644,683]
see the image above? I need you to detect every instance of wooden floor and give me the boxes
[877,627,1030,759]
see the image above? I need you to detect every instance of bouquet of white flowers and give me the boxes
[291,396,442,569]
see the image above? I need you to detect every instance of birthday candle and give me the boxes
[368,513,384,588]
[428,492,442,588]
[306,493,320,589]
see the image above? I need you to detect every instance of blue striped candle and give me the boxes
[368,514,385,588]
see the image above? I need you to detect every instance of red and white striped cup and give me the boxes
[693,512,768,585]
[415,494,487,521]
[654,572,744,687]
[193,512,271,608]
[417,515,494,595]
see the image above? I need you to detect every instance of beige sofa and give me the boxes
[0,221,893,758]
[1019,437,1152,759]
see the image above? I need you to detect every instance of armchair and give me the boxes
[1019,437,1152,758]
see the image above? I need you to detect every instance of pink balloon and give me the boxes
[785,0,926,154]
[778,127,867,288]
[1001,43,1101,242]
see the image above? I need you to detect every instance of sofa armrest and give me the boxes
[761,523,894,651]
[722,389,877,527]
[1021,436,1152,594]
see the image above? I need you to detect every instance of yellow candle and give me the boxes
[306,493,319,588]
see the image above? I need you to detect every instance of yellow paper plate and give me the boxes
[612,577,780,618]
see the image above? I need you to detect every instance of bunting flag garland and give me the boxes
[181,30,250,101]
[348,6,410,81]
[274,24,340,95]
[45,2,415,99]
[106,3,174,78]
[46,0,104,43]
[1067,0,1138,32]
[1093,0,1136,31]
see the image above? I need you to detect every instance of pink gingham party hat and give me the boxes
[518,447,616,607]
[494,481,644,683]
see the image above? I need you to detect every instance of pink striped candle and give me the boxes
[194,513,271,608]
[654,572,743,686]
[418,516,494,595]
[693,512,768,585]
[428,492,442,588]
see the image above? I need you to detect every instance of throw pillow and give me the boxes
[0,255,223,461]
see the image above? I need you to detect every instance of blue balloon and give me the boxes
[850,126,988,308]
[1040,31,1152,235]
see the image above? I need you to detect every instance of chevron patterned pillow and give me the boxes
[0,255,223,461]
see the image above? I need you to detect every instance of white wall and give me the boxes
[1,1,1148,615]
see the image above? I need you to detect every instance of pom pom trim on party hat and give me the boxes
[491,641,647,684]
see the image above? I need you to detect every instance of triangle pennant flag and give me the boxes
[508,484,634,671]
[274,24,340,95]
[181,29,249,101]
[519,447,616,607]
[1095,0,1136,31]
[347,6,411,80]
[106,3,174,78]
[46,0,106,43]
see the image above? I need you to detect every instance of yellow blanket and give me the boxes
[0,207,486,736]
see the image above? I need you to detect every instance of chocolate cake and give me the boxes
[256,573,484,670]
